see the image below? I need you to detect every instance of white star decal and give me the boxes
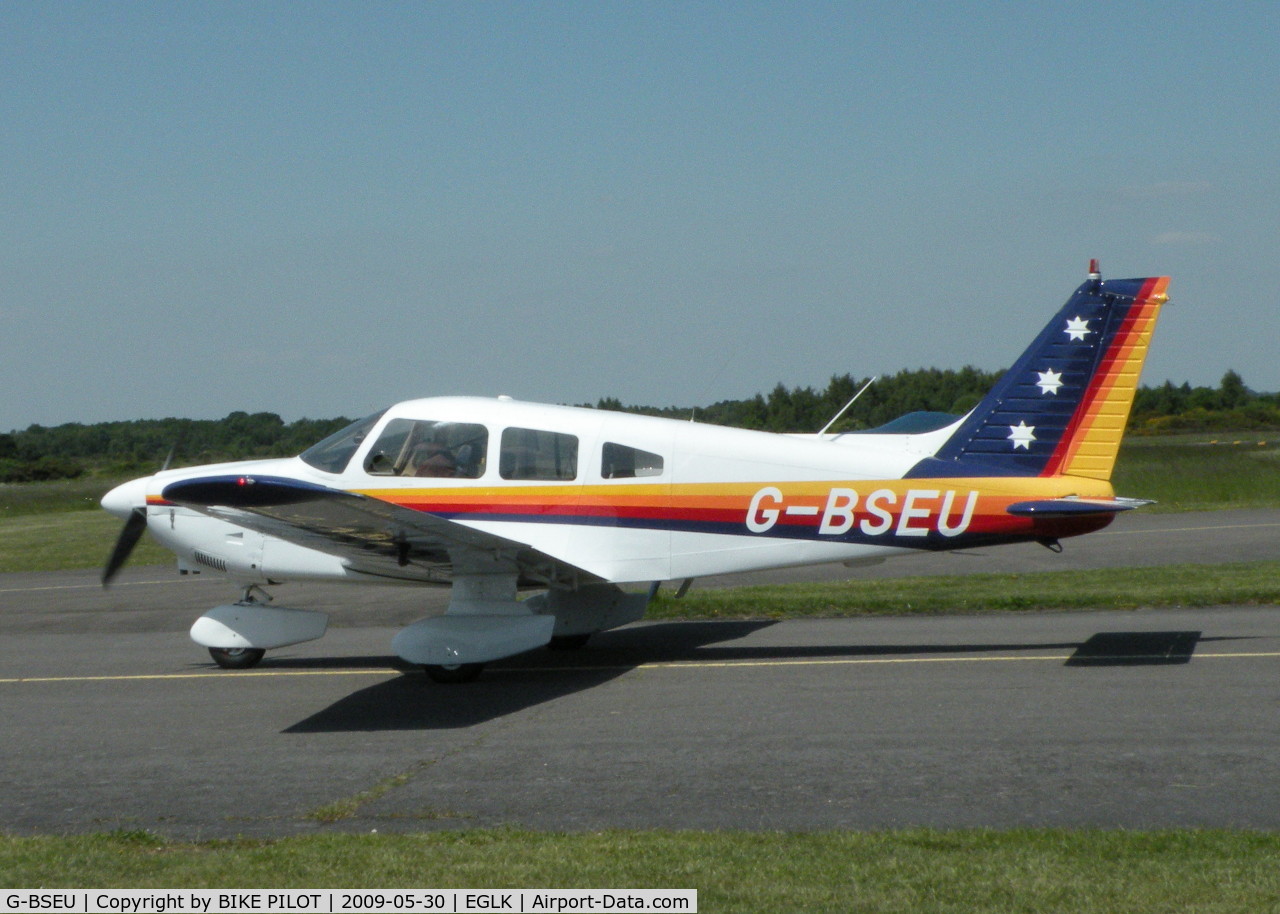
[1008,421,1036,450]
[1064,316,1092,341]
[1036,369,1064,395]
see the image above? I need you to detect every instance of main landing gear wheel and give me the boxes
[424,663,484,684]
[547,633,591,651]
[208,647,266,670]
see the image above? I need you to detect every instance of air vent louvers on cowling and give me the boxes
[192,550,228,573]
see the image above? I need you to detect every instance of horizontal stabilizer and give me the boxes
[1006,497,1154,517]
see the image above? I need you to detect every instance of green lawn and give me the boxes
[0,475,124,517]
[1112,435,1280,511]
[649,560,1280,619]
[3,830,1279,912]
[0,509,170,574]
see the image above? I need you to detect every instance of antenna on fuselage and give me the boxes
[817,376,877,439]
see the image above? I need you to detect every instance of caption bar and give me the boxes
[3,891,696,914]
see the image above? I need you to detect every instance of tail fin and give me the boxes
[912,266,1169,480]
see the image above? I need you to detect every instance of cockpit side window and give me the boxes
[499,427,578,480]
[363,419,488,478]
[300,410,386,474]
[601,442,665,479]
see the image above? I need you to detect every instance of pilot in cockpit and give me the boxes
[410,441,456,477]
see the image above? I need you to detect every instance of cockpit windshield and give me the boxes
[299,410,386,473]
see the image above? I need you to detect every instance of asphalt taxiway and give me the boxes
[2,509,1279,837]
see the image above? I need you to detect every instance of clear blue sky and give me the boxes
[3,2,1276,430]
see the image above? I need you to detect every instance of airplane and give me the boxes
[101,263,1169,683]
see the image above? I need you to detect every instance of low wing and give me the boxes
[161,474,599,587]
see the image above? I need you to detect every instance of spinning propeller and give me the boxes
[101,505,147,587]
[100,446,175,587]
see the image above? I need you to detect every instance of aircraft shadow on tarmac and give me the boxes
[283,666,627,733]
[279,622,1246,733]
[282,622,777,733]
[582,623,1241,668]
[1065,630,1206,666]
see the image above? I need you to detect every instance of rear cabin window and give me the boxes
[500,427,578,480]
[601,442,665,478]
[363,419,488,478]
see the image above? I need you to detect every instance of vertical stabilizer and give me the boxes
[911,268,1169,481]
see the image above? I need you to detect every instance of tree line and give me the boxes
[595,369,1280,436]
[592,365,1001,433]
[1,369,1276,483]
[0,412,353,483]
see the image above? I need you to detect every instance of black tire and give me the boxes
[208,647,266,670]
[423,663,484,684]
[548,633,591,651]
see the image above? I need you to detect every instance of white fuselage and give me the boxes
[109,396,1113,589]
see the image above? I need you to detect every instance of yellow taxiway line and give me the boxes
[3,650,1280,685]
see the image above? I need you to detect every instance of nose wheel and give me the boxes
[208,647,266,669]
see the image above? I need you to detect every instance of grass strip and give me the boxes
[0,511,170,574]
[1112,437,1280,512]
[648,560,1280,619]
[0,477,124,518]
[2,829,1280,912]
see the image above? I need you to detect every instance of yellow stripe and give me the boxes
[0,669,398,684]
[2,649,1276,685]
[574,651,1280,671]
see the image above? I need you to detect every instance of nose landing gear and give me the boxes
[191,585,329,671]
